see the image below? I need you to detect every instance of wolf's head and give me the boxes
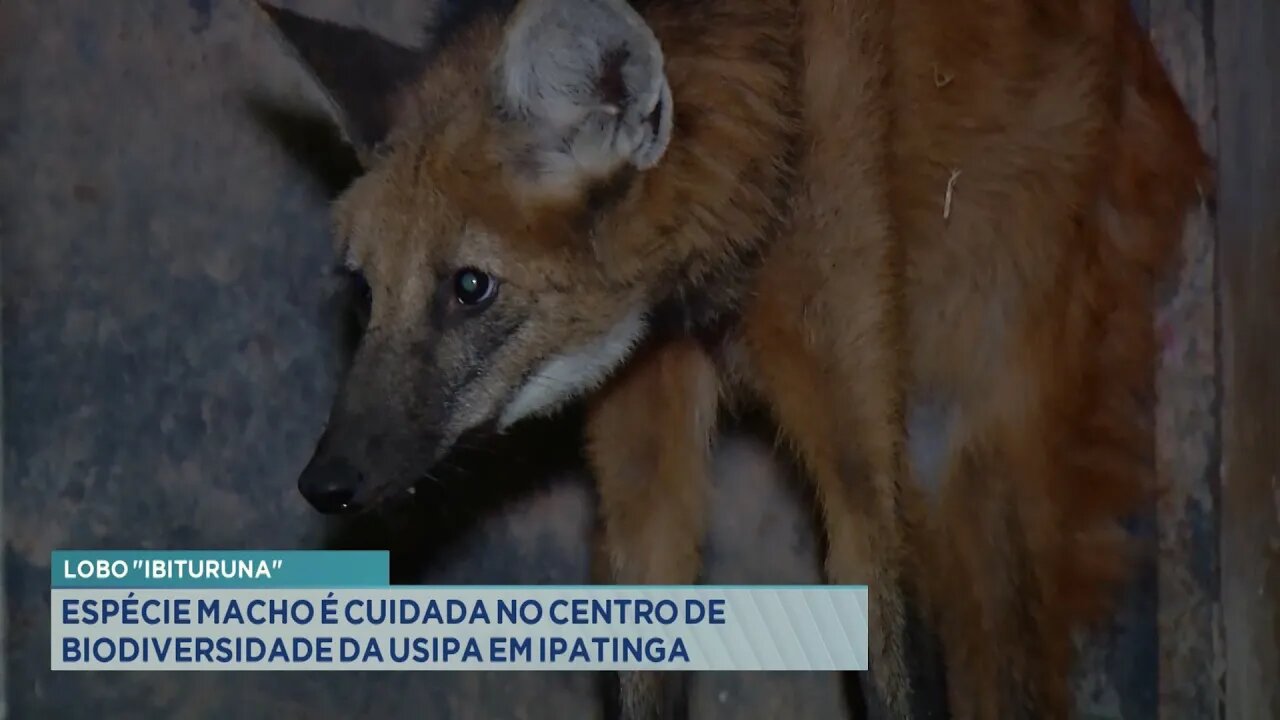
[257,0,795,513]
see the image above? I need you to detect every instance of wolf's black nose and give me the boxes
[297,455,363,514]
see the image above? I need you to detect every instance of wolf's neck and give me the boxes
[597,0,801,328]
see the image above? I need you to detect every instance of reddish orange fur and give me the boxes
[587,339,720,718]
[871,3,1207,715]
[268,0,1208,716]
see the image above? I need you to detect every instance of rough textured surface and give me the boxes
[0,1,1226,718]
[1214,0,1280,717]
[1148,3,1225,718]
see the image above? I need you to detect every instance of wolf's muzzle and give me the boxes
[297,447,364,515]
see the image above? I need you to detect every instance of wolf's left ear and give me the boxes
[492,0,674,197]
[256,2,424,163]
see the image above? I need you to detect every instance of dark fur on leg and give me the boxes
[850,592,950,720]
[601,670,690,720]
[903,591,951,720]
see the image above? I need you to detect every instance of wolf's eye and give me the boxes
[453,268,497,308]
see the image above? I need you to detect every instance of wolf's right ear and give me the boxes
[256,2,424,163]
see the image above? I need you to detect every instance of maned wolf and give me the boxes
[255,0,1206,717]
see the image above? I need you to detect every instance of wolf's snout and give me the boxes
[297,449,364,515]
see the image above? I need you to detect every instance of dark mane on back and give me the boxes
[423,0,519,56]
[421,0,714,57]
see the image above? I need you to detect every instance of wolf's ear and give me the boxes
[492,0,674,197]
[256,2,424,163]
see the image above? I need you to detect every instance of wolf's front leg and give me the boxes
[585,338,720,720]
[739,252,948,718]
